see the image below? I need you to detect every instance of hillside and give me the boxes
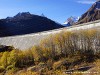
[77,1,100,24]
[0,29,100,75]
[0,12,64,37]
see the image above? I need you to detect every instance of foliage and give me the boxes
[0,52,9,68]
[0,29,100,74]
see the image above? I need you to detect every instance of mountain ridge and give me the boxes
[0,12,64,37]
[77,1,100,24]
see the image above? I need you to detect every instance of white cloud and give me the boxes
[77,0,95,4]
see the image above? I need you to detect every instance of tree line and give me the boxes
[0,29,100,74]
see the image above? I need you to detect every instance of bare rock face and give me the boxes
[77,1,100,24]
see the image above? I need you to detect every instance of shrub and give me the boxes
[53,59,67,70]
[0,66,5,73]
[0,52,9,68]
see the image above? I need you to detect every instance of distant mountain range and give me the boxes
[63,16,79,26]
[77,1,100,24]
[0,12,64,37]
[0,1,100,37]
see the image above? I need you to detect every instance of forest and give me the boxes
[0,29,100,75]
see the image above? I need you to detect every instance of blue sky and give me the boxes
[0,0,96,23]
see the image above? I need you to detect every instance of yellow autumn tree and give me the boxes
[0,52,9,68]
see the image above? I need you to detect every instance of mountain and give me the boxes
[0,12,64,37]
[63,16,79,26]
[77,1,100,24]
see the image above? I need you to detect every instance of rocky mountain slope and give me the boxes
[0,12,64,37]
[77,1,100,24]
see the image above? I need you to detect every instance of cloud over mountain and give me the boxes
[77,0,95,4]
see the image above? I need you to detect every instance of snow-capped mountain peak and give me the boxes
[63,16,79,26]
